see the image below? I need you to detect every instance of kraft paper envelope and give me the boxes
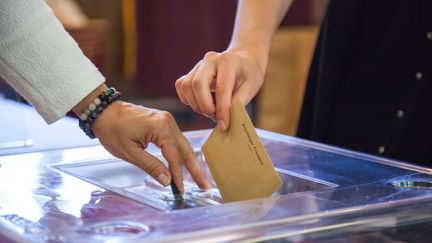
[202,99,282,202]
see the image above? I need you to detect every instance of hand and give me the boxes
[91,100,210,192]
[175,48,267,131]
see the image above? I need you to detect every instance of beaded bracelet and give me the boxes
[78,87,121,139]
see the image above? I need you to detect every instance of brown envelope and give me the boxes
[202,99,282,202]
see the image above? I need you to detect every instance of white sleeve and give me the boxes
[0,0,105,124]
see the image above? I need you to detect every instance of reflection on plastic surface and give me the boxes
[77,221,150,239]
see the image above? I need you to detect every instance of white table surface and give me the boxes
[0,98,99,155]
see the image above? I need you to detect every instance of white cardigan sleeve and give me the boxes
[0,0,105,124]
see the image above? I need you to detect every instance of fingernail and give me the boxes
[217,120,226,131]
[157,173,171,186]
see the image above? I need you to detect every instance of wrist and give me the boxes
[227,44,269,73]
[91,100,123,135]
[75,86,122,139]
[72,84,108,116]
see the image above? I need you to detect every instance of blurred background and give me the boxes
[0,0,326,135]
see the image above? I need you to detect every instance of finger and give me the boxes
[181,78,202,114]
[155,137,185,192]
[176,134,210,189]
[162,146,185,192]
[191,62,216,118]
[126,144,172,187]
[180,64,204,114]
[215,61,237,131]
[175,76,188,105]
[187,60,203,77]
[159,136,186,192]
[175,61,202,105]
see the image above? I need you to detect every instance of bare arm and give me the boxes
[176,0,293,130]
[229,0,293,58]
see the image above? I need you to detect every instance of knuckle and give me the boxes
[224,53,243,69]
[218,52,232,63]
[160,111,174,122]
[181,78,193,89]
[146,161,162,175]
[204,51,218,61]
[175,78,184,89]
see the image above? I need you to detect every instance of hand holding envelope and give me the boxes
[202,99,282,202]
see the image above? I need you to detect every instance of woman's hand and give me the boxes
[175,0,293,130]
[175,47,267,131]
[91,100,210,192]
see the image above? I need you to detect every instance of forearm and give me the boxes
[228,0,294,59]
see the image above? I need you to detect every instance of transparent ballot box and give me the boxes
[2,129,432,242]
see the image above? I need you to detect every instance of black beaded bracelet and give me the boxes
[79,87,122,139]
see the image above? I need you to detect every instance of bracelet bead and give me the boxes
[84,108,91,116]
[89,103,97,111]
[90,110,96,118]
[79,113,88,121]
[78,87,121,139]
[94,98,101,105]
